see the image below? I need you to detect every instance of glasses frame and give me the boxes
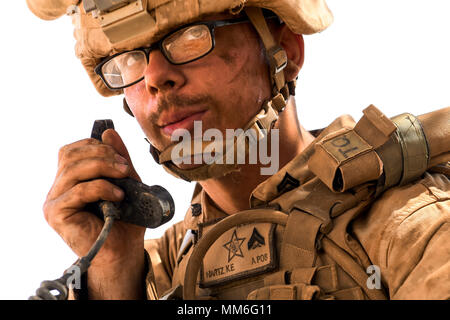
[94,13,278,90]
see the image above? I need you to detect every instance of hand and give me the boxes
[44,129,146,268]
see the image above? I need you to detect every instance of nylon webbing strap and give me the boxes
[245,7,287,95]
[391,113,429,186]
[280,210,321,269]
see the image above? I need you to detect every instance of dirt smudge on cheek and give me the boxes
[216,24,266,84]
[216,50,246,86]
[218,50,238,66]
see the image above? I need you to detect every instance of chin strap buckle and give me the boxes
[268,45,288,75]
[251,102,279,140]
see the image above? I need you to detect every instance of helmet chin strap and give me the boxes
[147,7,295,182]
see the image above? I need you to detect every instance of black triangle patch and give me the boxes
[276,172,300,194]
[247,227,266,250]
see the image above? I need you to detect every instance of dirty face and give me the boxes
[123,14,272,160]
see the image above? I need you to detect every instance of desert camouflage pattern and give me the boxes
[144,109,450,300]
[26,0,333,96]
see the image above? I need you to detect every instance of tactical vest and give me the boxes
[151,105,449,300]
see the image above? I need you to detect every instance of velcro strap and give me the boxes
[391,113,429,185]
[354,105,397,148]
[280,210,321,269]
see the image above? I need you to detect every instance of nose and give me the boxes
[144,49,186,95]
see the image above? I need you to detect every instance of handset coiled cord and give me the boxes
[29,201,120,300]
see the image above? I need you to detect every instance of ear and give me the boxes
[277,25,305,82]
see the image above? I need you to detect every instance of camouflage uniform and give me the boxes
[145,115,450,300]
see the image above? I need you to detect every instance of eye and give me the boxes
[186,26,208,40]
[162,24,212,63]
[126,55,137,67]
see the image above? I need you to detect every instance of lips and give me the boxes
[160,109,207,135]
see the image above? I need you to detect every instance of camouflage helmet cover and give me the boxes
[27,0,333,97]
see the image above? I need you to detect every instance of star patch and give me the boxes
[223,229,246,263]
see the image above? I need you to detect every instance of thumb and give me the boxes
[102,129,141,182]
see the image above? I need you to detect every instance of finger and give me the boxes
[102,129,141,181]
[45,179,125,225]
[49,157,130,199]
[58,138,102,162]
[58,143,120,168]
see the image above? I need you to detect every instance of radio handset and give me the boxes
[29,119,175,300]
[87,119,175,228]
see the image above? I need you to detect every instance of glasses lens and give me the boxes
[162,25,213,64]
[101,50,147,89]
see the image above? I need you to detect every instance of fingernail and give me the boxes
[113,187,124,198]
[115,162,129,173]
[115,154,128,165]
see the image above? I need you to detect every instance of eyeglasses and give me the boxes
[95,14,278,90]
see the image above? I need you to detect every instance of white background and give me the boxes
[0,0,449,299]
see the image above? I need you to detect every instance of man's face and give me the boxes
[124,14,272,156]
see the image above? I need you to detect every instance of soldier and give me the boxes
[27,0,449,300]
